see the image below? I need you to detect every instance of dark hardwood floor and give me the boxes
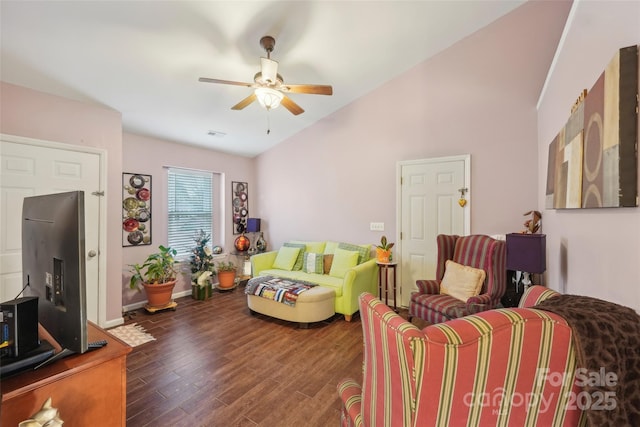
[122,286,369,426]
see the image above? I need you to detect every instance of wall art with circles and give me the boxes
[122,172,152,246]
[232,181,249,235]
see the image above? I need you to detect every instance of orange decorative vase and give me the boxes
[143,280,176,308]
[376,248,391,263]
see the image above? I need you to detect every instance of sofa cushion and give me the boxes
[338,242,371,264]
[290,240,326,254]
[440,260,486,302]
[323,254,334,274]
[330,248,359,278]
[284,242,306,270]
[324,241,340,254]
[303,252,324,274]
[272,246,301,271]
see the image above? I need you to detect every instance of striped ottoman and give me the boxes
[246,279,335,328]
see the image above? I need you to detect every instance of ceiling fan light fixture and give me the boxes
[255,87,283,110]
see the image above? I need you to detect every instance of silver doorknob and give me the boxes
[88,250,97,258]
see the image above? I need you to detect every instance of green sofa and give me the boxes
[250,241,378,321]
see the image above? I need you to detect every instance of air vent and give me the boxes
[207,130,226,138]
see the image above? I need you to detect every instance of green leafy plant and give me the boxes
[216,261,237,272]
[376,235,394,251]
[190,230,216,283]
[128,245,178,290]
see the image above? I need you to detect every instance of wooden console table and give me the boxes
[377,262,398,312]
[1,322,132,426]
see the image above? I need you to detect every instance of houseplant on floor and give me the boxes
[216,261,237,289]
[129,245,178,309]
[189,230,216,300]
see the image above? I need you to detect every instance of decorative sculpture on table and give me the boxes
[19,397,64,427]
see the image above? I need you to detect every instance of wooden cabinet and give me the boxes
[1,322,131,426]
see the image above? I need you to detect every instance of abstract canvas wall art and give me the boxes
[546,45,638,209]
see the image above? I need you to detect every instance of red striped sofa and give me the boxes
[338,288,586,426]
[409,234,507,324]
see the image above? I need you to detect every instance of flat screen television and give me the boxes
[22,190,88,357]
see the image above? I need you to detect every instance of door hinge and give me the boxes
[400,232,403,240]
[91,191,105,197]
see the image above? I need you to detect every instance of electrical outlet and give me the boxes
[370,222,385,231]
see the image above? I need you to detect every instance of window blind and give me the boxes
[167,168,213,257]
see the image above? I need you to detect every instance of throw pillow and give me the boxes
[440,260,486,302]
[338,242,371,264]
[283,242,306,270]
[323,254,334,274]
[329,248,359,278]
[303,252,324,274]
[273,246,301,271]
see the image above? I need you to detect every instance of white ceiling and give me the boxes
[1,1,528,157]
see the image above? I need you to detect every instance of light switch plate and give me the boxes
[370,222,385,231]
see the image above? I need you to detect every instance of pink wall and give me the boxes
[0,81,124,324]
[121,133,255,306]
[536,1,640,312]
[255,0,571,249]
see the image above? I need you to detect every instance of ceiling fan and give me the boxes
[199,36,333,116]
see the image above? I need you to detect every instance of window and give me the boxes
[167,168,215,257]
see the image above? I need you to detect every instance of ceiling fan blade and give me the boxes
[282,84,333,95]
[199,77,254,88]
[280,95,305,115]
[260,57,279,84]
[231,93,257,110]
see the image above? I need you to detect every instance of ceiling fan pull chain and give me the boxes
[266,110,271,135]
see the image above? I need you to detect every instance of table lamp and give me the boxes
[246,218,261,255]
[506,233,546,291]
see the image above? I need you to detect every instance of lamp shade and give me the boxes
[247,218,261,233]
[506,233,546,273]
[255,87,283,110]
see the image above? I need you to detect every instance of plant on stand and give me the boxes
[190,230,216,300]
[129,245,178,309]
[216,261,237,289]
[375,235,394,263]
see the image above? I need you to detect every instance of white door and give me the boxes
[0,136,103,325]
[397,155,470,307]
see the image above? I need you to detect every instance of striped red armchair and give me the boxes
[409,234,507,324]
[337,293,425,427]
[338,292,586,426]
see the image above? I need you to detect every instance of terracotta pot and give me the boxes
[376,248,392,263]
[143,280,176,308]
[217,271,236,289]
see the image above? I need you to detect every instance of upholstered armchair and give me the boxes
[338,293,425,427]
[339,292,585,426]
[409,234,506,324]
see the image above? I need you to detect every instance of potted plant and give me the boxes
[129,245,178,308]
[216,261,237,289]
[190,230,216,300]
[375,235,394,263]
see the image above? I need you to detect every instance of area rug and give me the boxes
[108,323,155,347]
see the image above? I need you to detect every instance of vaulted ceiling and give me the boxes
[2,1,566,157]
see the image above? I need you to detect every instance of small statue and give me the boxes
[522,210,542,234]
[19,397,64,427]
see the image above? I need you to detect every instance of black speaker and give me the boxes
[1,296,39,358]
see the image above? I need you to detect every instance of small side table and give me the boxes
[377,262,398,312]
